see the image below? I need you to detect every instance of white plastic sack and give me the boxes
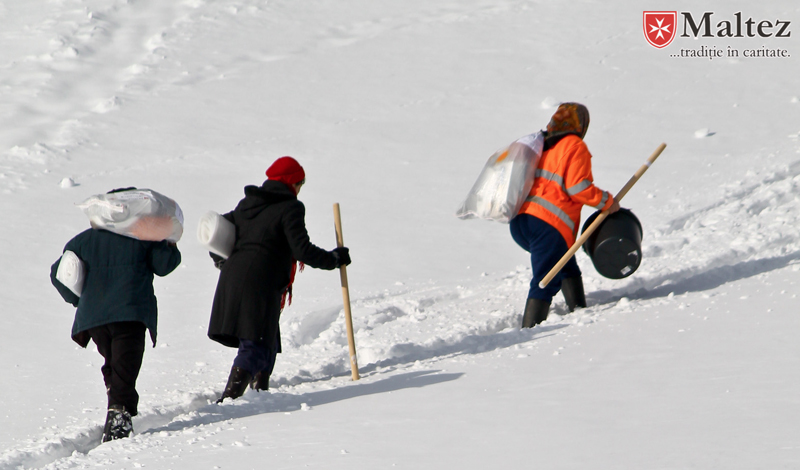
[455,131,544,223]
[77,189,184,242]
[197,211,236,259]
[56,250,85,297]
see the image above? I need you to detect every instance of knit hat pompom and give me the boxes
[266,156,305,185]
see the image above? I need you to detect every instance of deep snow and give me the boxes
[2,0,800,468]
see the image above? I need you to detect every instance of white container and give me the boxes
[197,211,236,259]
[56,250,85,297]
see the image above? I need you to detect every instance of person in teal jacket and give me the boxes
[51,188,181,443]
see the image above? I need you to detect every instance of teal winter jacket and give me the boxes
[50,228,181,347]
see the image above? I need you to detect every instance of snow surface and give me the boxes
[2,0,800,468]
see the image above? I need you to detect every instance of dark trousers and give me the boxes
[88,321,146,416]
[510,214,582,302]
[233,339,278,378]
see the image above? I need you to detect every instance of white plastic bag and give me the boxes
[197,211,236,259]
[56,250,85,297]
[77,188,184,242]
[455,131,544,223]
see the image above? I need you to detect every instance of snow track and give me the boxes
[5,158,799,469]
[608,159,800,300]
[1,370,468,470]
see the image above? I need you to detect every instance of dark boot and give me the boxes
[250,371,270,392]
[216,366,252,403]
[561,276,587,312]
[522,298,551,328]
[102,405,133,442]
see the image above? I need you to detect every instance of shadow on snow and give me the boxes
[143,370,464,434]
[590,251,800,306]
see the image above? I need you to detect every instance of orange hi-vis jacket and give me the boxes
[517,134,614,245]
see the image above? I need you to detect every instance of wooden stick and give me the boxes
[539,143,667,288]
[333,203,360,381]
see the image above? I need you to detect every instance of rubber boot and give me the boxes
[561,275,587,313]
[102,405,133,442]
[216,366,252,403]
[521,298,551,328]
[250,371,270,392]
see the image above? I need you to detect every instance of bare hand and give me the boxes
[607,200,620,214]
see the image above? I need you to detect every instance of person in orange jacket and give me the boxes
[510,103,619,327]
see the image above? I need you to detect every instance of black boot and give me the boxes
[216,366,252,403]
[522,298,551,328]
[250,371,270,392]
[561,276,587,312]
[102,405,133,442]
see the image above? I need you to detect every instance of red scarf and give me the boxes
[281,259,305,311]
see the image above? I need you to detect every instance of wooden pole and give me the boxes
[333,203,360,381]
[539,143,667,289]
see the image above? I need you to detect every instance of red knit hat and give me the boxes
[266,156,305,185]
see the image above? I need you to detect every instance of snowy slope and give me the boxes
[2,0,800,468]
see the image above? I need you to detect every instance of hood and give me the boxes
[237,179,297,220]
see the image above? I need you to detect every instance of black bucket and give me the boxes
[581,208,643,279]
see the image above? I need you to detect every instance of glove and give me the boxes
[332,247,351,267]
[210,253,225,270]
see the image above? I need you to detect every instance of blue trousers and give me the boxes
[233,339,278,377]
[510,214,581,302]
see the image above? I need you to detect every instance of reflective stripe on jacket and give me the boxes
[517,134,614,245]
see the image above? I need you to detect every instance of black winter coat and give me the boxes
[50,229,181,347]
[207,180,339,350]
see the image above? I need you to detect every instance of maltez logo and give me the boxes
[681,12,791,38]
[643,11,677,48]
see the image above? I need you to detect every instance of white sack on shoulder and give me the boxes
[77,189,184,242]
[197,211,236,259]
[56,250,85,297]
[455,131,544,223]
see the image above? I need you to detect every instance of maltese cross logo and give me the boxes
[643,11,677,48]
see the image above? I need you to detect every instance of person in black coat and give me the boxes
[50,188,181,442]
[209,156,351,403]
